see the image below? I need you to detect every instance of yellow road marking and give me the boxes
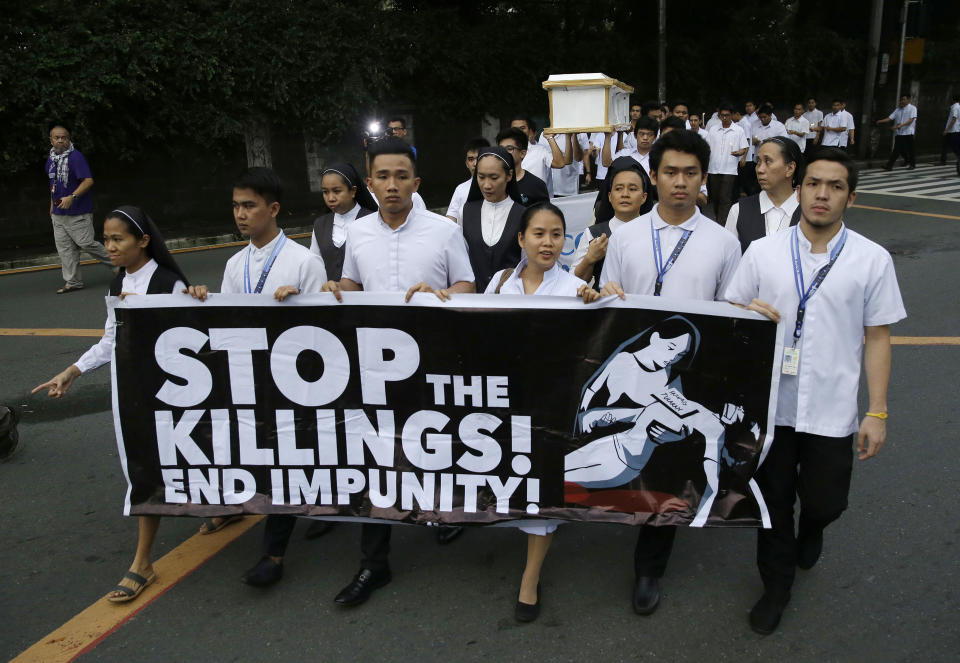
[11,516,263,663]
[851,203,960,221]
[0,233,312,276]
[0,328,105,337]
[891,336,960,345]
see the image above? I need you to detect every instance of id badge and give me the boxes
[782,347,800,375]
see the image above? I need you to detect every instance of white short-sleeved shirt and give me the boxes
[724,225,906,436]
[784,116,811,151]
[821,111,847,147]
[945,102,960,133]
[523,140,555,197]
[310,203,361,254]
[221,231,327,295]
[888,104,918,136]
[754,120,788,144]
[545,133,580,196]
[613,148,651,175]
[485,256,587,296]
[725,190,799,240]
[705,112,722,132]
[707,124,749,175]
[588,132,608,180]
[841,110,855,145]
[599,205,741,300]
[75,259,186,374]
[738,117,758,161]
[445,179,472,224]
[341,208,475,292]
[802,109,823,139]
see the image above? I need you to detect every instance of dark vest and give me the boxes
[736,193,801,254]
[462,200,525,292]
[108,264,183,296]
[312,207,376,281]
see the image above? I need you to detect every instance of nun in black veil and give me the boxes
[460,146,527,292]
[309,162,378,281]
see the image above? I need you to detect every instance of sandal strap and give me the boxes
[111,584,136,597]
[123,570,149,585]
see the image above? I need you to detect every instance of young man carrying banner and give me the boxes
[322,138,476,607]
[724,147,906,634]
[186,167,328,587]
[597,129,742,617]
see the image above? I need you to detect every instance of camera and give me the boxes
[363,121,394,146]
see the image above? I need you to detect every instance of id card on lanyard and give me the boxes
[783,225,847,374]
[650,218,692,296]
[244,233,288,294]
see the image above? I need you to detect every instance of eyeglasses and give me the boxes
[502,145,521,153]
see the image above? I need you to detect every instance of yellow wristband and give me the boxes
[865,411,888,420]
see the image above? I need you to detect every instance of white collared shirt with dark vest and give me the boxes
[309,203,376,281]
[461,197,525,292]
[725,190,801,254]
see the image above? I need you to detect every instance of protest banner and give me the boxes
[112,293,781,528]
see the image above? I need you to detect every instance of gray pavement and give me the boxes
[1,198,959,662]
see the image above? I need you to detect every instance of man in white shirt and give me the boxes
[877,94,918,170]
[725,147,906,635]
[322,138,475,607]
[445,137,490,223]
[186,167,328,588]
[802,97,824,151]
[820,99,848,149]
[840,102,855,150]
[688,112,704,135]
[602,116,659,176]
[672,102,692,129]
[751,106,788,146]
[706,104,749,224]
[941,94,960,175]
[598,130,742,619]
[785,103,811,152]
[511,115,566,197]
[737,105,762,196]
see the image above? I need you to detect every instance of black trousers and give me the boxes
[361,523,391,572]
[738,160,761,197]
[755,426,854,601]
[940,133,960,172]
[886,135,916,168]
[634,524,677,577]
[805,138,818,153]
[263,514,297,557]
[707,174,737,225]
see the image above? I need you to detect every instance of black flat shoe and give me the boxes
[632,576,660,616]
[797,529,824,570]
[334,568,391,606]
[304,520,337,540]
[515,583,541,623]
[242,556,283,587]
[436,525,464,545]
[749,593,790,635]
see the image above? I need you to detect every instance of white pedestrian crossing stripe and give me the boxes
[857,164,960,201]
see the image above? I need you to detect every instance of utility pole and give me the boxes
[895,0,916,103]
[860,0,884,159]
[657,0,666,103]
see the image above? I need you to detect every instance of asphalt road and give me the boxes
[1,186,958,662]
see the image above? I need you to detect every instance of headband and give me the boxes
[111,209,144,234]
[477,152,512,170]
[321,168,355,188]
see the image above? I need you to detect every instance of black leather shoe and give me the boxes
[632,576,660,615]
[304,520,337,540]
[749,593,789,635]
[242,556,283,587]
[797,529,824,570]
[436,525,464,545]
[515,583,541,623]
[334,568,391,606]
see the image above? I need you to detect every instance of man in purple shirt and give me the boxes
[46,124,111,293]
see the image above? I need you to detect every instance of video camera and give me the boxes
[363,121,395,147]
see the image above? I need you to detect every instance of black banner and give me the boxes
[112,293,781,528]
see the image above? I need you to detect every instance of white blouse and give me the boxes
[485,256,587,296]
[309,203,362,255]
[480,197,514,246]
[75,259,185,374]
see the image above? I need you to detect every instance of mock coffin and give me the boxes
[542,73,634,134]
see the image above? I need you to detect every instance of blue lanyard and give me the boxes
[650,218,692,296]
[790,226,847,345]
[243,233,287,294]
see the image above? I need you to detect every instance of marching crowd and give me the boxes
[34,91,908,635]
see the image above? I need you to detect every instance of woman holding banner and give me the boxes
[484,202,600,622]
[32,206,190,604]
